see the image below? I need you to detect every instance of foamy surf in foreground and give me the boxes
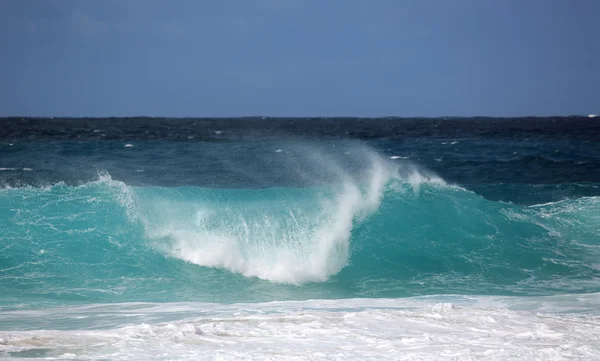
[1,295,600,360]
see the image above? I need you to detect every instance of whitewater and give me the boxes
[1,118,600,360]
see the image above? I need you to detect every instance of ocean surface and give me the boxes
[1,117,600,360]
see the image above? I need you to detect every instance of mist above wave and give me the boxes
[1,142,599,302]
[132,144,430,284]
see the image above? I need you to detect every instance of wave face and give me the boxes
[3,126,600,360]
[2,143,599,307]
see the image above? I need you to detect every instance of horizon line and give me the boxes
[1,114,598,119]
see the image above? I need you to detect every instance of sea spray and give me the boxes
[137,146,396,284]
[3,119,600,360]
[1,144,599,305]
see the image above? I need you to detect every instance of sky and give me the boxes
[0,0,598,117]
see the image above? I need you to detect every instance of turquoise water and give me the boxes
[2,124,600,359]
[2,158,599,308]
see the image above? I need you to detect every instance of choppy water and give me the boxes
[1,117,599,360]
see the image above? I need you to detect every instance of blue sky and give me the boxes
[1,0,598,117]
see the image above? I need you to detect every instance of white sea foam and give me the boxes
[123,144,454,284]
[142,150,392,284]
[392,163,450,194]
[123,146,455,285]
[1,296,599,360]
[0,167,33,171]
[0,150,451,286]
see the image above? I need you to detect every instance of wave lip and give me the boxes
[2,144,600,302]
[141,148,398,284]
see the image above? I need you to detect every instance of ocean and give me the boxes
[1,117,600,360]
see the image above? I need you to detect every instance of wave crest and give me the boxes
[138,147,399,284]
